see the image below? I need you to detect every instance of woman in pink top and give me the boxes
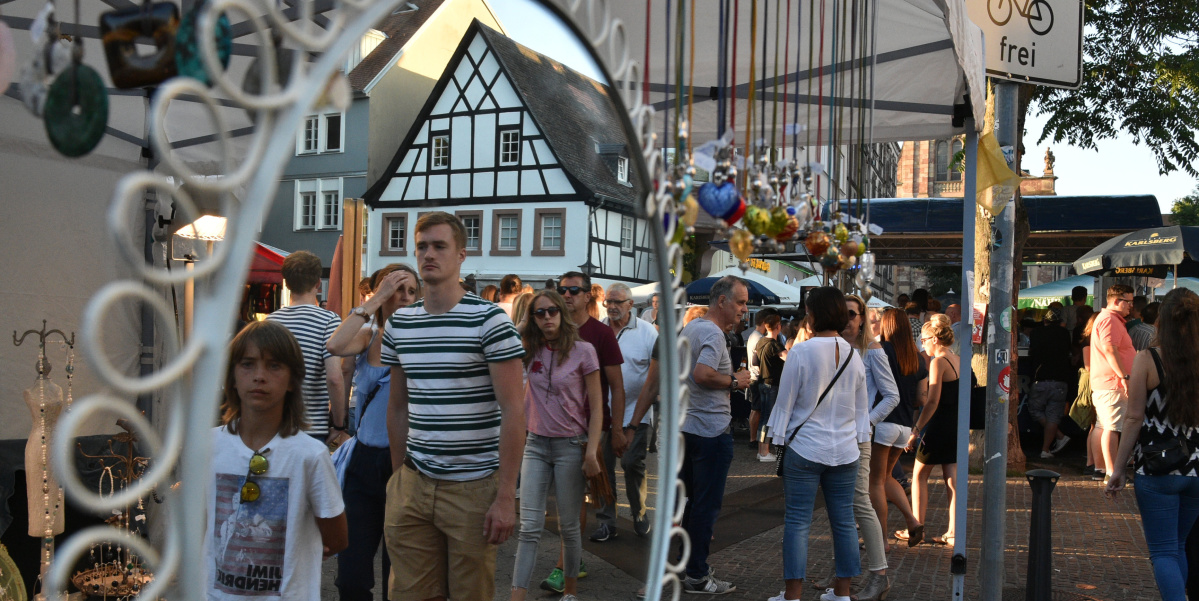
[511,290,602,601]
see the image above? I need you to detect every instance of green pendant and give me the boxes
[175,4,232,85]
[43,64,109,158]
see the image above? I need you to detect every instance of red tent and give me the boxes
[249,242,290,284]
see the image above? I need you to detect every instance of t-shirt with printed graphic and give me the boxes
[205,426,344,601]
[381,293,525,481]
[265,304,341,436]
[525,342,599,437]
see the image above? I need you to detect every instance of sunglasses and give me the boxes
[240,450,270,503]
[848,310,860,318]
[557,286,586,296]
[533,307,561,319]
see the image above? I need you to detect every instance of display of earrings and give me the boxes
[71,421,153,599]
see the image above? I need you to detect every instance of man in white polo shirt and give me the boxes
[602,282,659,537]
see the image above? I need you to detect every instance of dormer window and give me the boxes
[431,135,450,169]
[617,156,629,183]
[297,111,344,155]
[499,129,521,166]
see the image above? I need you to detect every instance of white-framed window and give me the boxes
[617,156,629,182]
[294,178,343,231]
[540,214,562,250]
[387,216,405,251]
[431,135,450,169]
[620,215,634,252]
[499,215,519,250]
[462,215,481,252]
[298,192,317,229]
[499,129,521,165]
[296,111,345,155]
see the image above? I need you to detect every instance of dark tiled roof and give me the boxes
[347,0,447,92]
[475,23,646,205]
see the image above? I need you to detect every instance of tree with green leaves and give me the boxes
[1034,0,1199,177]
[1170,185,1199,226]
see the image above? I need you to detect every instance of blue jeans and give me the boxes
[512,433,588,590]
[1135,474,1199,600]
[679,431,734,579]
[782,447,861,580]
[336,443,391,601]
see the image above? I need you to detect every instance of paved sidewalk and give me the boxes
[321,442,1158,600]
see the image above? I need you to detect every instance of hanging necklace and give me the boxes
[542,346,557,397]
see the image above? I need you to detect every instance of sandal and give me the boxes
[907,524,925,547]
[930,535,951,545]
[893,529,909,541]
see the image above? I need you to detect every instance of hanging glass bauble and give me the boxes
[729,229,754,262]
[696,181,740,221]
[775,215,799,243]
[804,230,831,256]
[820,247,841,271]
[99,2,181,89]
[743,205,770,236]
[860,252,876,284]
[839,240,858,258]
[0,21,16,92]
[175,2,232,85]
[833,222,850,244]
[681,195,700,228]
[838,254,857,271]
[43,64,109,157]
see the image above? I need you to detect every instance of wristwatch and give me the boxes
[728,375,739,392]
[350,306,369,319]
[1122,374,1130,381]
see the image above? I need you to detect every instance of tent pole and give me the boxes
[952,117,978,599]
[1175,265,1178,290]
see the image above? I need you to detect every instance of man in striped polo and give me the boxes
[265,250,346,443]
[381,212,526,601]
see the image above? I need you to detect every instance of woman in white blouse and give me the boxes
[766,287,869,601]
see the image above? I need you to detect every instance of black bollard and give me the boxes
[1025,469,1060,601]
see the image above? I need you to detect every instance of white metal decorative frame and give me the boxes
[48,1,687,600]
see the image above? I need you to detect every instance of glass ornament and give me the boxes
[729,229,754,262]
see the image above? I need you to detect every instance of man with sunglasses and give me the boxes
[1091,284,1136,484]
[603,282,658,537]
[554,273,627,542]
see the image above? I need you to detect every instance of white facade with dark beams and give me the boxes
[363,20,651,287]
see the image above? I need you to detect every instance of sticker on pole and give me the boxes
[998,366,1012,395]
[966,0,1084,89]
[999,306,1013,332]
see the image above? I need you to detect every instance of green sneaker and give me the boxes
[540,568,565,593]
[578,560,588,579]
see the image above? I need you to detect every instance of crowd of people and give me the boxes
[202,209,1194,601]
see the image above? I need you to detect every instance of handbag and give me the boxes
[1142,348,1191,476]
[775,343,852,477]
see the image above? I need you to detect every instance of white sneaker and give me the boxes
[1051,435,1071,454]
[757,453,774,462]
[1040,450,1054,459]
[683,573,736,594]
[766,592,798,601]
[819,591,851,601]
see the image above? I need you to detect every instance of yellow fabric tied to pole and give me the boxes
[976,131,1020,216]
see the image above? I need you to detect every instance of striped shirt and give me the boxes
[266,304,341,436]
[381,293,525,481]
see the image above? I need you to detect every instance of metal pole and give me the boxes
[1025,469,1060,601]
[952,118,978,600]
[981,80,1019,601]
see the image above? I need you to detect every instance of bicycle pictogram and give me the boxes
[988,0,1054,35]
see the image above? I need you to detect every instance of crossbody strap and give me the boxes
[785,342,852,447]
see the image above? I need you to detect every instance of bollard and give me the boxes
[1025,469,1060,601]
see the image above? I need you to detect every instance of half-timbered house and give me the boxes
[363,20,652,287]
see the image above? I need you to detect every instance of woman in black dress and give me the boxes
[909,319,960,546]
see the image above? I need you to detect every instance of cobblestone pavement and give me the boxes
[322,435,1159,601]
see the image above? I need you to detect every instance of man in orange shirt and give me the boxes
[1089,284,1136,483]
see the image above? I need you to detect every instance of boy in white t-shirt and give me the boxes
[207,320,347,600]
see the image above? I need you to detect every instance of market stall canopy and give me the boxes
[709,267,803,304]
[612,0,985,146]
[1017,274,1093,310]
[1073,226,1199,279]
[250,242,290,284]
[686,276,780,306]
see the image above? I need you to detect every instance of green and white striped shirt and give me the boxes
[381,293,524,481]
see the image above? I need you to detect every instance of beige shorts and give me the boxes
[383,463,499,600]
[1092,389,1128,432]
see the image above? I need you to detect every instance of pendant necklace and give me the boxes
[543,346,557,397]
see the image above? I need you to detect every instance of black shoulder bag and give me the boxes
[775,343,853,477]
[1142,348,1191,476]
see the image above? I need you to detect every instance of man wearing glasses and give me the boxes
[556,272,627,543]
[1090,284,1136,483]
[602,282,659,537]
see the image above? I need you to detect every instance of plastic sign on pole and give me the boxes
[966,0,1083,89]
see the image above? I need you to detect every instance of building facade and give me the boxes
[363,21,652,288]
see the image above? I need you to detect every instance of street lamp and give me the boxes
[578,259,598,277]
[175,215,227,339]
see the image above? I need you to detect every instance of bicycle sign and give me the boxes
[967,0,1083,89]
[988,0,1053,35]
